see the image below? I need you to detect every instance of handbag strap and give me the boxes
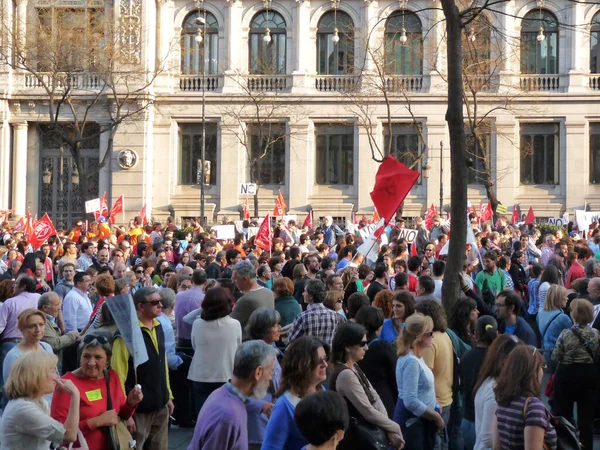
[570,327,597,364]
[541,312,562,341]
[104,369,113,411]
[353,365,377,406]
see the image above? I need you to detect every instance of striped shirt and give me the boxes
[496,396,557,450]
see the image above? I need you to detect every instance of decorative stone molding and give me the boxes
[119,0,142,64]
[117,149,138,169]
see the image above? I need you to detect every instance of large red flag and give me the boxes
[511,205,519,224]
[370,156,420,225]
[109,195,124,224]
[243,198,251,220]
[13,217,25,232]
[94,192,109,221]
[139,204,148,224]
[255,214,272,251]
[29,214,57,248]
[524,206,536,225]
[302,210,313,230]
[480,201,493,223]
[425,204,438,230]
[273,192,286,217]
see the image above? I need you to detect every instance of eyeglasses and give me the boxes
[426,331,434,337]
[135,270,144,274]
[83,334,108,345]
[358,341,368,347]
[317,356,329,366]
[143,300,162,306]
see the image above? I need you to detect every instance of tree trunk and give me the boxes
[440,0,467,313]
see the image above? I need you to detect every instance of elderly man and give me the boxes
[231,261,275,337]
[585,259,600,279]
[38,292,80,365]
[188,340,277,450]
[0,259,21,281]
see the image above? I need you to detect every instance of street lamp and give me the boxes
[195,10,207,227]
[42,168,52,185]
[72,166,79,185]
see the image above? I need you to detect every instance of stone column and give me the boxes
[362,0,379,72]
[222,0,243,92]
[16,0,27,55]
[356,123,379,212]
[155,0,175,71]
[0,102,10,208]
[287,121,310,212]
[424,121,447,210]
[291,0,311,93]
[12,122,28,216]
[565,120,587,211]
[98,125,111,201]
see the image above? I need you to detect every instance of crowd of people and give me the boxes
[0,211,598,449]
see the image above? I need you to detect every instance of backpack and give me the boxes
[481,270,505,308]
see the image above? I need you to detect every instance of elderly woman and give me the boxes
[1,351,80,449]
[188,287,242,416]
[51,335,143,450]
[114,277,132,295]
[246,308,283,450]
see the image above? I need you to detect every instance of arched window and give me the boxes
[317,11,354,75]
[181,10,218,75]
[249,11,286,75]
[520,9,558,74]
[385,10,422,75]
[591,12,600,73]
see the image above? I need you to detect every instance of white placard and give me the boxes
[85,198,101,213]
[239,183,257,195]
[396,228,418,244]
[211,224,236,240]
[282,215,297,224]
[247,227,260,238]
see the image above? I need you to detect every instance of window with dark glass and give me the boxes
[384,11,422,75]
[383,124,422,184]
[465,125,491,185]
[181,10,219,75]
[592,13,600,74]
[247,123,286,185]
[520,10,558,75]
[520,123,559,185]
[316,124,354,185]
[249,11,286,74]
[179,123,218,185]
[317,11,354,75]
[590,123,600,184]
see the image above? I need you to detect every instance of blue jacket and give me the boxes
[498,316,538,346]
[537,310,572,363]
[261,392,307,450]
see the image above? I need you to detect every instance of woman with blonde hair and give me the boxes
[394,313,444,450]
[1,351,81,449]
[323,289,346,321]
[536,284,572,372]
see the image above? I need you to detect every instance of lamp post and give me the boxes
[195,11,207,227]
[422,140,444,213]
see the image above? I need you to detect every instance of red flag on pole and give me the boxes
[13,217,25,232]
[370,156,420,225]
[29,214,57,248]
[255,214,272,251]
[94,192,109,221]
[511,206,519,224]
[411,240,418,256]
[425,204,438,230]
[302,211,313,230]
[24,209,34,239]
[243,198,251,220]
[524,207,536,225]
[273,192,286,217]
[109,195,124,224]
[139,204,148,224]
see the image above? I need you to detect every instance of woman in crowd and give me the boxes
[176,251,191,270]
[459,316,498,450]
[262,336,329,450]
[293,264,308,302]
[330,322,404,449]
[449,297,479,348]
[394,313,444,450]
[152,259,170,286]
[273,277,302,327]
[324,290,346,322]
[537,284,572,372]
[3,309,54,394]
[537,264,561,312]
[472,334,520,450]
[492,345,556,450]
[346,292,370,323]
[87,273,115,330]
[496,255,514,290]
[188,287,241,416]
[551,298,599,450]
[1,352,80,449]
[373,289,394,319]
[51,335,143,450]
[133,264,152,291]
[246,308,283,450]
[114,277,131,295]
[355,306,398,418]
[379,291,416,344]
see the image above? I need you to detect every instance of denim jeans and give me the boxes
[403,418,436,450]
[192,381,225,417]
[460,418,476,450]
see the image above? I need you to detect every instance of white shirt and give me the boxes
[474,377,496,450]
[62,287,93,331]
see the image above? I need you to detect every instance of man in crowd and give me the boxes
[58,241,80,276]
[62,272,93,333]
[221,249,242,279]
[93,247,110,271]
[416,275,441,304]
[366,263,388,302]
[475,251,507,295]
[205,250,226,279]
[231,261,274,336]
[112,287,174,450]
[54,263,75,299]
[77,242,96,271]
[0,259,21,281]
[38,292,80,365]
[495,290,537,346]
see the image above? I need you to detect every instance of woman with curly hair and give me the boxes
[373,289,394,319]
[262,336,329,450]
[448,297,479,348]
[380,291,416,344]
[188,287,241,416]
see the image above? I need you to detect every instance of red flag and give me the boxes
[373,218,386,239]
[524,206,535,225]
[372,209,381,224]
[425,204,438,230]
[139,204,148,224]
[94,192,109,221]
[302,211,313,229]
[273,192,286,217]
[13,217,25,232]
[511,206,519,224]
[24,209,34,239]
[243,198,251,220]
[370,156,420,225]
[411,240,418,256]
[255,214,272,251]
[29,214,57,248]
[483,202,493,222]
[109,195,124,224]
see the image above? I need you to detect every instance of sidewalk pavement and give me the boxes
[169,425,194,450]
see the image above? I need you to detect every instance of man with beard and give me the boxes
[188,340,277,450]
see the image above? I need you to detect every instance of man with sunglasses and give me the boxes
[495,290,537,346]
[112,287,174,450]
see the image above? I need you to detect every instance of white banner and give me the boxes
[282,215,297,224]
[211,224,236,240]
[547,214,570,228]
[85,198,101,213]
[575,210,600,233]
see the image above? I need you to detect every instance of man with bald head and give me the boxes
[113,262,127,279]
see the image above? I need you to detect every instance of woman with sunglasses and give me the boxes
[262,336,329,450]
[51,334,144,450]
[330,322,404,449]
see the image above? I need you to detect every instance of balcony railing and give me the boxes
[246,75,289,92]
[179,75,219,92]
[24,72,102,90]
[519,75,561,91]
[385,76,423,92]
[315,75,360,92]
[590,76,600,91]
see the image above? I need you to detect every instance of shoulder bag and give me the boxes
[522,397,581,450]
[569,327,599,365]
[335,366,390,450]
[103,369,136,450]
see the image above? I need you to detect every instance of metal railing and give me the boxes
[246,75,289,92]
[179,75,219,92]
[385,75,423,92]
[24,72,102,89]
[314,75,360,92]
[519,75,561,91]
